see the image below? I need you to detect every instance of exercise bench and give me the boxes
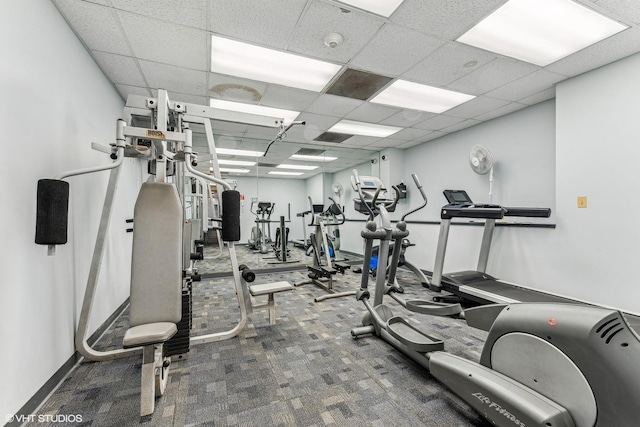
[239,264,292,324]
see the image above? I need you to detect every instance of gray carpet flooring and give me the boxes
[28,254,491,427]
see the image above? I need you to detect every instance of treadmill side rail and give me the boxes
[429,352,575,427]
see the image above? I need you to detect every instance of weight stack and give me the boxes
[165,282,192,359]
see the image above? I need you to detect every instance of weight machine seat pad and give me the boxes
[129,182,182,327]
[123,322,177,348]
[249,281,293,296]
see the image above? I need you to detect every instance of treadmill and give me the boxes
[430,189,561,305]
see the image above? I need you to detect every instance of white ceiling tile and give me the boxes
[288,1,384,63]
[297,112,341,133]
[139,61,207,96]
[414,115,467,131]
[118,11,208,70]
[345,102,400,122]
[546,26,640,77]
[82,0,111,5]
[207,73,268,103]
[369,138,406,148]
[210,0,307,49]
[441,119,481,133]
[474,102,528,121]
[110,0,207,30]
[211,121,251,137]
[446,58,539,95]
[485,69,566,102]
[53,0,131,55]
[350,24,444,76]
[116,84,151,100]
[398,140,426,149]
[244,126,282,140]
[519,88,556,105]
[402,41,497,87]
[150,90,208,106]
[340,135,380,146]
[444,96,510,119]
[305,94,363,117]
[92,51,145,86]
[390,127,434,141]
[595,0,640,24]
[379,109,437,127]
[420,131,448,142]
[260,86,319,112]
[391,0,506,39]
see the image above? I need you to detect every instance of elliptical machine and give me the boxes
[350,169,640,427]
[354,175,429,288]
[295,196,352,302]
[248,201,273,254]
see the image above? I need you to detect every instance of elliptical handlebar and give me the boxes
[401,173,428,221]
[327,196,346,225]
[352,169,376,220]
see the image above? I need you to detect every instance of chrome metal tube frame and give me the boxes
[54,120,126,180]
[76,120,141,361]
[477,218,496,273]
[430,219,451,291]
[182,129,248,345]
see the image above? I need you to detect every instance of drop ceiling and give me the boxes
[53,0,640,177]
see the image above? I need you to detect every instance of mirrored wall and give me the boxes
[188,124,381,275]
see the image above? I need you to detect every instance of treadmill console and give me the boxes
[440,190,551,219]
[354,175,397,214]
[443,189,473,205]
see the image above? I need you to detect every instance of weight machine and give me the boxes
[35,90,293,417]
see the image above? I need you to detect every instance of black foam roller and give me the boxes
[241,267,255,283]
[35,179,69,245]
[221,190,241,242]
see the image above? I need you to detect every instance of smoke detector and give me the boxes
[324,33,344,48]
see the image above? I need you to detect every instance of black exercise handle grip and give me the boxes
[238,264,256,282]
[328,196,346,225]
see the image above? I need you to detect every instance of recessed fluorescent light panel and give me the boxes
[337,0,404,17]
[456,0,628,66]
[276,164,319,171]
[290,154,338,162]
[220,168,251,173]
[209,99,300,124]
[269,171,304,176]
[328,120,401,138]
[371,80,475,113]
[217,148,265,157]
[211,35,342,92]
[218,159,256,166]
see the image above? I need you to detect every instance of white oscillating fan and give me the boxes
[469,145,494,203]
[332,182,344,206]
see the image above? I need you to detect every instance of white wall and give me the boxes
[397,101,557,284]
[305,173,325,206]
[0,1,141,418]
[551,52,640,312]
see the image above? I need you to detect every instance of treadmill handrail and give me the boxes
[441,204,551,220]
